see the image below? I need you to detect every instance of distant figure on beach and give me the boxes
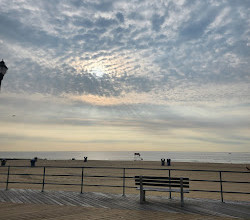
[30,158,36,167]
[167,158,171,166]
[84,157,88,162]
[134,153,143,161]
[246,166,250,171]
[1,159,6,166]
[161,158,165,166]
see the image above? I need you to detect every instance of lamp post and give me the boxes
[0,59,8,91]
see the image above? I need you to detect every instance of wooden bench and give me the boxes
[135,176,189,207]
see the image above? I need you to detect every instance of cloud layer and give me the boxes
[0,0,249,151]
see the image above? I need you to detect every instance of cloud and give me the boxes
[90,0,114,12]
[0,92,249,152]
[151,13,166,32]
[0,13,60,49]
[0,0,249,151]
[116,12,125,23]
[73,18,94,28]
[95,17,118,27]
[179,4,220,40]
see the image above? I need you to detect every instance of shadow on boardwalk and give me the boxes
[0,189,249,219]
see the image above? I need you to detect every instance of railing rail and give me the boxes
[0,165,249,202]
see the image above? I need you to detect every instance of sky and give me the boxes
[0,0,250,152]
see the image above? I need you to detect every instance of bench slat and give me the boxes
[137,187,190,193]
[135,179,189,184]
[135,183,189,188]
[135,176,189,181]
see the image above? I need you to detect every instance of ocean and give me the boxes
[0,151,249,164]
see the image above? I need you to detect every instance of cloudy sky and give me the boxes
[0,0,249,152]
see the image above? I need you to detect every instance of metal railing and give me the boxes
[0,165,250,202]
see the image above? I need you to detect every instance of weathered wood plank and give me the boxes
[0,188,249,219]
[136,187,189,193]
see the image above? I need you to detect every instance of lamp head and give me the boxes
[0,60,8,76]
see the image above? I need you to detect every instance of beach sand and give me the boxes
[1,159,249,202]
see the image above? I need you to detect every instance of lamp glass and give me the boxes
[0,65,8,76]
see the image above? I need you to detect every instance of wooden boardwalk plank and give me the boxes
[0,188,249,219]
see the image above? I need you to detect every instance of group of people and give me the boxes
[161,158,171,166]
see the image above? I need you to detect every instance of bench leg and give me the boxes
[181,192,184,207]
[180,177,184,207]
[140,190,145,203]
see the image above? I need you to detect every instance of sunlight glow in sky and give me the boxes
[0,0,249,152]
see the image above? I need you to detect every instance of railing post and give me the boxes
[180,177,184,207]
[41,167,46,192]
[81,167,84,194]
[169,169,171,199]
[219,171,224,202]
[139,176,144,203]
[122,168,125,196]
[6,166,10,190]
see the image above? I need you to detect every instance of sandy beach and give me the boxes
[1,159,249,202]
[0,159,250,219]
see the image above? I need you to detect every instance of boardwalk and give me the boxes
[0,189,249,219]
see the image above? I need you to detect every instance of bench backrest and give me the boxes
[135,176,189,188]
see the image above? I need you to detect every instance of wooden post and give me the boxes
[219,171,224,202]
[6,166,10,190]
[41,167,46,192]
[139,176,144,203]
[81,167,84,194]
[180,177,184,207]
[169,169,172,199]
[122,168,125,196]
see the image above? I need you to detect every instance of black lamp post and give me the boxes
[0,59,8,91]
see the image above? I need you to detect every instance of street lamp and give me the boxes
[0,59,8,91]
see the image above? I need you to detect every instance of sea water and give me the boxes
[0,151,249,164]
